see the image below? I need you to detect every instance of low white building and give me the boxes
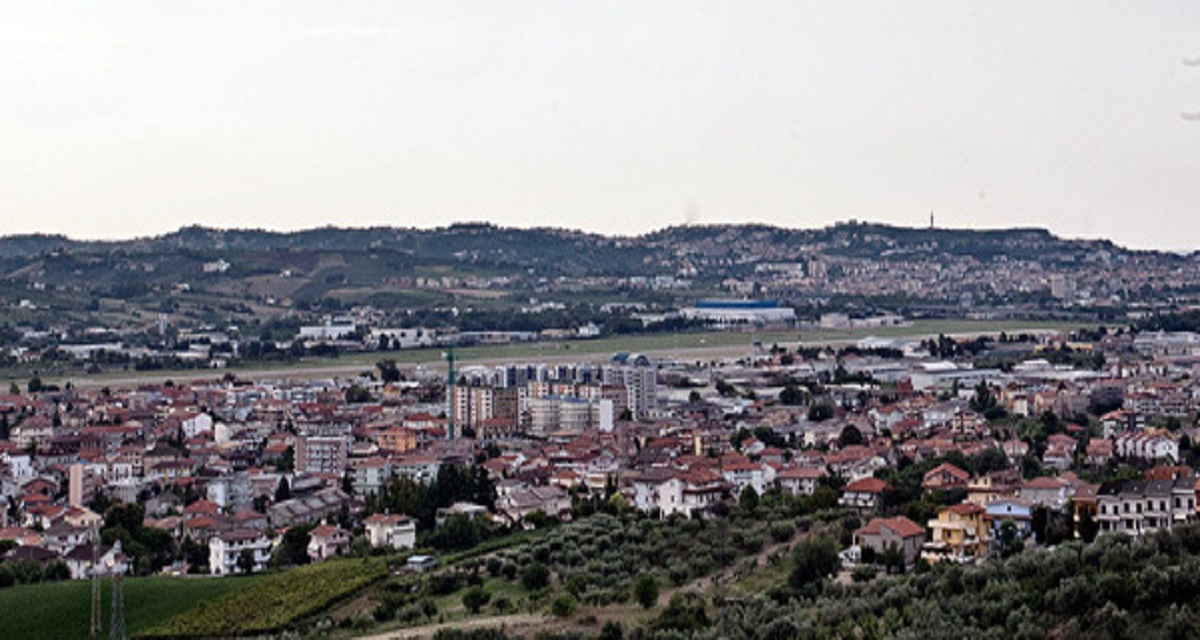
[369,327,437,349]
[363,513,417,550]
[1115,431,1179,463]
[497,485,571,524]
[209,528,272,576]
[299,319,357,341]
[632,469,729,518]
[776,467,827,496]
[680,300,796,326]
[1097,478,1197,537]
[181,413,214,439]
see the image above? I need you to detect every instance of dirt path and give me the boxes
[355,613,547,639]
[655,532,799,607]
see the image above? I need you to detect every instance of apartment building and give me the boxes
[1096,478,1196,537]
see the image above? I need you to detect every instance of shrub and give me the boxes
[599,621,624,640]
[462,586,491,614]
[551,593,578,618]
[372,602,395,622]
[492,594,512,614]
[852,565,876,583]
[522,563,551,591]
[397,603,424,623]
[634,572,659,609]
[770,521,795,544]
[790,537,841,589]
[427,573,463,596]
[654,592,710,632]
[735,530,764,554]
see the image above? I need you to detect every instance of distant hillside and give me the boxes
[0,220,1193,334]
[0,220,1145,264]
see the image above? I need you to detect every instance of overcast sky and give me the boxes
[1,2,1198,249]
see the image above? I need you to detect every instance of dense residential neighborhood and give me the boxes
[6,319,1200,595]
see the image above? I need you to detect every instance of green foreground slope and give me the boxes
[0,575,258,640]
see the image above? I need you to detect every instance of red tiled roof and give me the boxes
[855,515,925,539]
[778,467,827,480]
[923,463,969,482]
[183,499,220,515]
[948,502,986,516]
[1023,476,1068,490]
[310,524,341,538]
[363,513,411,526]
[844,477,889,494]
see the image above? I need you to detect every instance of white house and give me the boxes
[721,460,765,496]
[182,413,214,439]
[776,467,827,496]
[307,524,351,561]
[632,469,729,518]
[497,485,571,524]
[363,513,417,550]
[63,544,119,580]
[209,528,272,576]
[1115,431,1179,463]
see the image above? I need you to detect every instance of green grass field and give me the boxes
[0,575,259,640]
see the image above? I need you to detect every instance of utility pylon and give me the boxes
[445,347,456,440]
[89,524,101,638]
[109,540,126,640]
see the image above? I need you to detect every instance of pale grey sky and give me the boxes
[1,2,1198,249]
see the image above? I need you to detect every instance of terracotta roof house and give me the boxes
[839,477,890,515]
[922,463,970,491]
[854,516,926,564]
[307,524,351,561]
[363,513,416,550]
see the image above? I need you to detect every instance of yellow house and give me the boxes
[965,471,1019,507]
[923,502,990,563]
[375,427,417,453]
